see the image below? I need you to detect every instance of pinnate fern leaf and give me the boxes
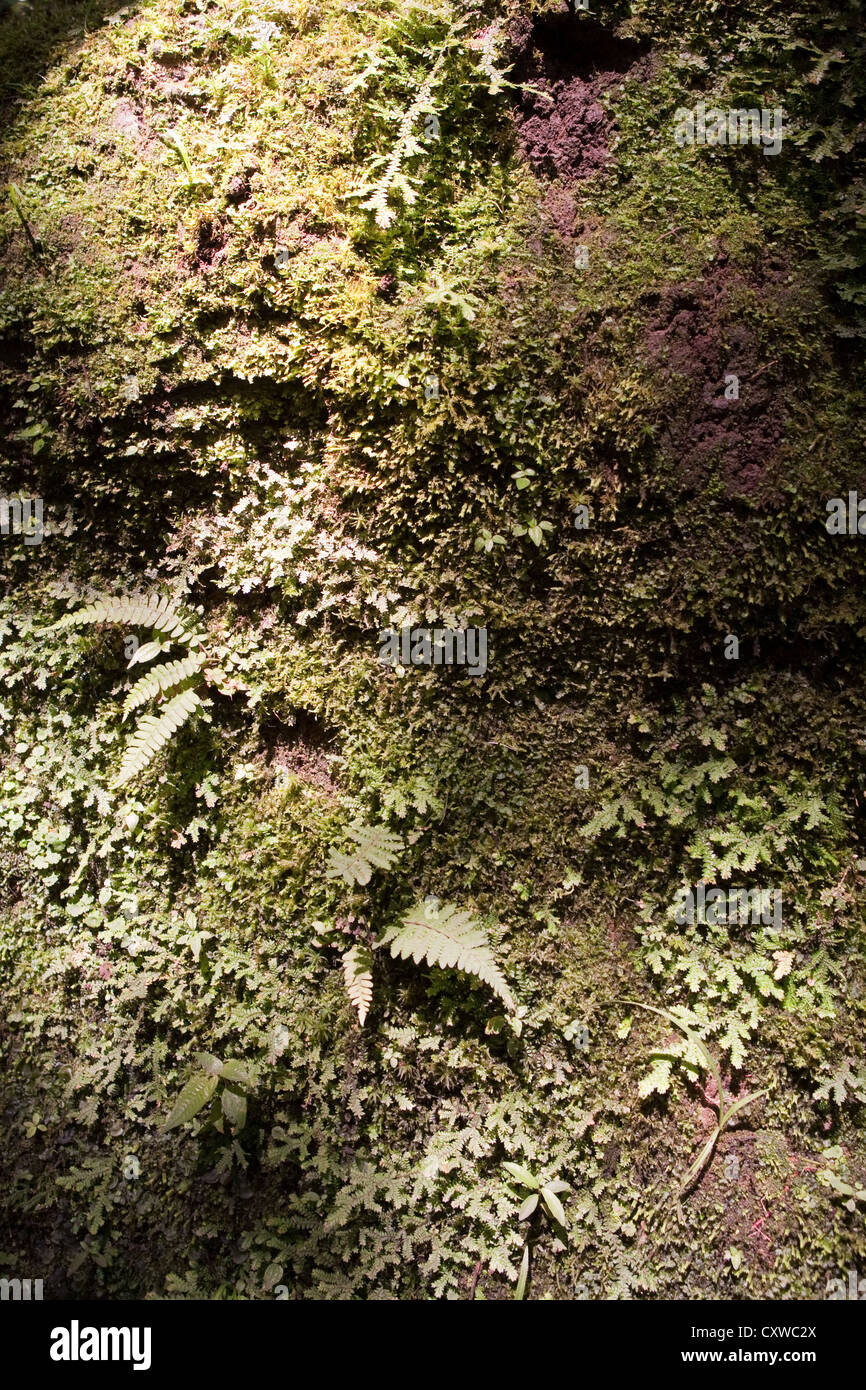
[326,821,404,885]
[55,593,200,643]
[114,688,203,787]
[342,944,374,1025]
[123,654,206,718]
[380,899,514,1011]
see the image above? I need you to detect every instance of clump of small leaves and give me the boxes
[162,1052,252,1134]
[503,1161,571,1300]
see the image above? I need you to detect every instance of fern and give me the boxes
[380,899,514,1011]
[351,23,461,229]
[326,821,404,885]
[813,1058,866,1104]
[55,593,201,644]
[475,21,511,95]
[122,654,205,717]
[114,689,203,788]
[54,591,212,788]
[342,944,374,1026]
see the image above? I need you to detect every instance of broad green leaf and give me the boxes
[518,1193,539,1221]
[194,1052,222,1076]
[503,1161,539,1189]
[221,1088,247,1131]
[219,1059,248,1085]
[541,1186,567,1227]
[162,1072,218,1130]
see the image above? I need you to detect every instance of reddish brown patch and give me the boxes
[509,13,650,185]
[270,739,339,797]
[266,711,340,798]
[643,257,800,499]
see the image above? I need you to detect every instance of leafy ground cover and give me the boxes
[0,0,864,1299]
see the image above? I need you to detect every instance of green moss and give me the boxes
[0,0,864,1300]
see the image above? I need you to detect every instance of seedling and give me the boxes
[160,131,213,193]
[8,183,43,258]
[503,1161,571,1299]
[621,1000,768,1195]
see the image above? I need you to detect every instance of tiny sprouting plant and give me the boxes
[512,517,554,547]
[162,1052,251,1134]
[474,528,507,553]
[503,1161,571,1300]
[623,1000,768,1195]
[159,130,213,194]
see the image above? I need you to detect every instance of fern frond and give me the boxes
[342,944,374,1025]
[123,654,206,718]
[326,821,404,885]
[351,24,458,229]
[56,593,200,643]
[113,689,203,787]
[380,899,514,1011]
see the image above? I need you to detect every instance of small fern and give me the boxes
[350,22,463,229]
[342,944,374,1026]
[122,653,206,716]
[54,592,214,788]
[115,688,203,788]
[380,899,514,1011]
[326,821,405,885]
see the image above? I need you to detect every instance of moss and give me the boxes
[0,0,864,1300]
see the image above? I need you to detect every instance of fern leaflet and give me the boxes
[380,899,514,1011]
[114,689,203,787]
[342,944,374,1026]
[55,593,201,643]
[122,654,206,718]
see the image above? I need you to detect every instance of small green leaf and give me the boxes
[518,1193,539,1221]
[128,640,164,667]
[221,1088,247,1131]
[162,1072,218,1130]
[515,1243,529,1300]
[541,1185,567,1227]
[503,1161,539,1189]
